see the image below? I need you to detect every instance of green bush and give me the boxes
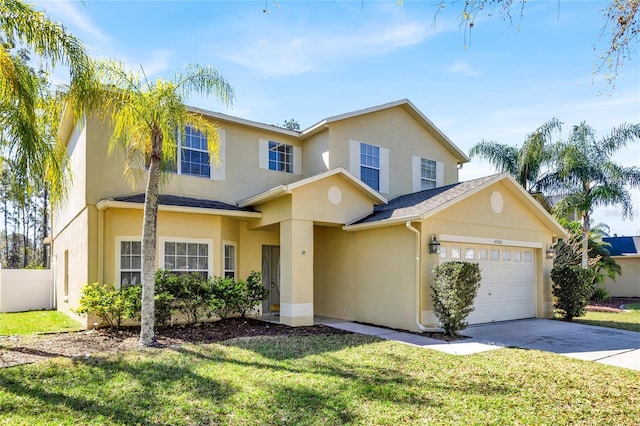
[591,285,611,302]
[209,272,269,319]
[75,283,141,330]
[235,271,269,318]
[551,265,596,320]
[209,276,243,319]
[431,261,482,337]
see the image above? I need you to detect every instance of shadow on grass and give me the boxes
[573,318,640,333]
[0,352,237,425]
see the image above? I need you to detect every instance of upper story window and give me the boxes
[412,156,443,192]
[420,158,437,190]
[181,127,210,178]
[268,141,293,173]
[349,140,389,193]
[160,126,225,180]
[259,139,302,175]
[360,143,380,191]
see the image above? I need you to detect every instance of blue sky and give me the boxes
[39,0,640,235]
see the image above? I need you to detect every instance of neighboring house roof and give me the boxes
[345,173,568,238]
[602,236,640,256]
[96,194,260,218]
[238,167,388,208]
[302,99,470,164]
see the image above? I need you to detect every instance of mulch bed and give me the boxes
[3,298,638,369]
[0,318,350,369]
[585,297,640,313]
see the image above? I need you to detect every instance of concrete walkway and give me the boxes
[316,317,640,371]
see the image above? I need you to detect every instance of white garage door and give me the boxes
[439,243,536,324]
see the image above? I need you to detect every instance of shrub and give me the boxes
[209,272,269,319]
[431,261,482,337]
[591,285,611,302]
[209,276,243,319]
[551,265,596,321]
[235,271,269,318]
[75,283,141,330]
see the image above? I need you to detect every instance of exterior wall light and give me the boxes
[546,246,556,259]
[428,234,441,254]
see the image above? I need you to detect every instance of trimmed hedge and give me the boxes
[551,265,595,321]
[431,261,481,337]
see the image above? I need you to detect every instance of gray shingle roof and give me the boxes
[110,194,255,212]
[354,174,500,224]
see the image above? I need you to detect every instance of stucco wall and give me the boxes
[604,257,640,297]
[302,131,330,177]
[84,116,304,206]
[325,106,461,197]
[314,224,417,331]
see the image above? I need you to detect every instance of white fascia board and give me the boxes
[343,215,421,232]
[237,186,289,208]
[96,199,262,219]
[186,106,301,138]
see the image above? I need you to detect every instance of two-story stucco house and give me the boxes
[53,99,566,331]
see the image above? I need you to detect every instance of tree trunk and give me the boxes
[42,187,48,267]
[139,127,162,347]
[581,210,589,268]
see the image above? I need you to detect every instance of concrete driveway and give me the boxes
[463,319,640,371]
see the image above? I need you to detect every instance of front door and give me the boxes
[262,245,281,314]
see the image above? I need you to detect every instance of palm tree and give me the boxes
[543,122,640,267]
[469,118,562,193]
[1,0,94,204]
[95,61,234,346]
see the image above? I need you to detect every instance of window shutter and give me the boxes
[259,139,269,169]
[211,130,225,181]
[436,161,444,187]
[412,155,422,192]
[293,146,302,175]
[379,147,390,194]
[349,140,360,178]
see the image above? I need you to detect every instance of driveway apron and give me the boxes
[463,318,640,371]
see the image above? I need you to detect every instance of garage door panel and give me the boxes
[440,243,536,324]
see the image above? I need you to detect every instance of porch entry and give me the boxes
[261,245,281,314]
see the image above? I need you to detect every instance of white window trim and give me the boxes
[115,236,142,288]
[159,237,214,278]
[222,241,237,279]
[412,156,444,192]
[259,139,301,175]
[168,127,225,180]
[350,140,389,193]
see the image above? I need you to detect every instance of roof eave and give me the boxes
[96,199,262,219]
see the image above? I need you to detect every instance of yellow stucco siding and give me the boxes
[52,208,91,326]
[83,116,305,206]
[302,131,330,177]
[604,257,640,297]
[326,106,460,197]
[249,196,292,229]
[54,119,88,236]
[238,222,279,280]
[291,174,374,225]
[315,224,417,331]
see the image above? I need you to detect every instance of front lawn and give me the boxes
[573,304,640,332]
[0,311,82,335]
[0,334,638,425]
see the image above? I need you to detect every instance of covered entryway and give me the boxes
[440,242,537,324]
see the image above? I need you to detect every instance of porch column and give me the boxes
[279,219,314,326]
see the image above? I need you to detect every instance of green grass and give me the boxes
[571,303,640,332]
[0,311,82,335]
[0,334,639,425]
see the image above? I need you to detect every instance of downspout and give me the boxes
[406,221,442,332]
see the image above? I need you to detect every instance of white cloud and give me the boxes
[446,61,479,76]
[39,1,109,43]
[225,19,435,76]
